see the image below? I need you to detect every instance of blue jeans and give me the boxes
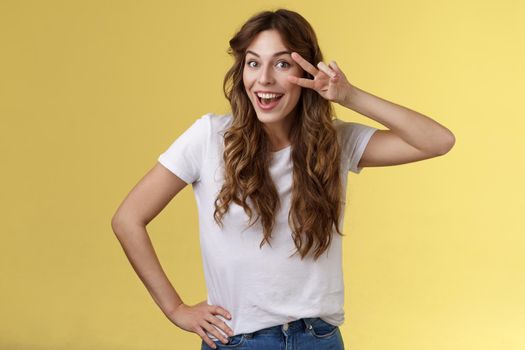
[201,317,345,349]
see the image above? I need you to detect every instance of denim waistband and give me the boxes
[242,317,320,338]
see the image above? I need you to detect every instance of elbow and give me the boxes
[111,213,147,236]
[444,132,456,153]
[111,214,130,236]
[111,215,123,235]
[436,131,456,156]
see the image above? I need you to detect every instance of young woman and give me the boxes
[111,8,455,350]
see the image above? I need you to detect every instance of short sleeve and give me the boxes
[339,121,379,174]
[157,113,211,184]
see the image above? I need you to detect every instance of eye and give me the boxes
[277,61,290,69]
[245,60,291,69]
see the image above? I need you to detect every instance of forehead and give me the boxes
[245,30,289,57]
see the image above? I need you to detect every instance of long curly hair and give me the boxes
[213,8,345,261]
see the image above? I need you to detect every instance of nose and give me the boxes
[258,64,274,85]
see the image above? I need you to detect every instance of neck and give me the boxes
[262,112,295,151]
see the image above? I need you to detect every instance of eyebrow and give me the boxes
[245,50,292,58]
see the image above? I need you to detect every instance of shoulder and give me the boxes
[201,112,233,135]
[332,117,364,131]
[195,113,233,154]
[332,117,357,142]
[332,117,378,138]
[184,112,232,139]
[332,117,353,134]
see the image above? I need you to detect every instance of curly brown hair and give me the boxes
[213,8,345,261]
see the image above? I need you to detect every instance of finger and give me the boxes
[213,306,232,320]
[328,61,337,78]
[209,313,234,336]
[196,327,219,349]
[290,52,318,77]
[202,319,230,344]
[317,61,336,78]
[328,61,343,81]
[328,60,341,74]
[287,75,315,89]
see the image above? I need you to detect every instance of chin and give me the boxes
[253,107,289,121]
[256,114,283,124]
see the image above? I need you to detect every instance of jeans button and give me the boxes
[283,323,289,331]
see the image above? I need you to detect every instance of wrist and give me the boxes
[341,84,359,109]
[165,299,185,317]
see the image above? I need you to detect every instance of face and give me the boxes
[243,29,304,128]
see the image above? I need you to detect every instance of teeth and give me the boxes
[257,92,283,99]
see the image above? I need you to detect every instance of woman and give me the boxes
[111,8,455,350]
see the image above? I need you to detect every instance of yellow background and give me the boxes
[1,1,524,349]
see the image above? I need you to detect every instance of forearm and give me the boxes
[112,222,184,317]
[342,85,455,154]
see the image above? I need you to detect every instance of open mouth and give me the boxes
[256,93,284,106]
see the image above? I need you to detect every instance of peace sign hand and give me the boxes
[287,52,355,106]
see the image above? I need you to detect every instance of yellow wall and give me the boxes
[1,1,523,349]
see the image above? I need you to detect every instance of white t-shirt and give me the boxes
[158,112,378,340]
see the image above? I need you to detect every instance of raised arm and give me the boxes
[287,52,455,168]
[342,86,456,168]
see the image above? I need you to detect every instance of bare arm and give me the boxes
[111,162,189,317]
[112,222,185,316]
[111,162,234,348]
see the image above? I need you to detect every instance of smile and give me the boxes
[255,92,284,111]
